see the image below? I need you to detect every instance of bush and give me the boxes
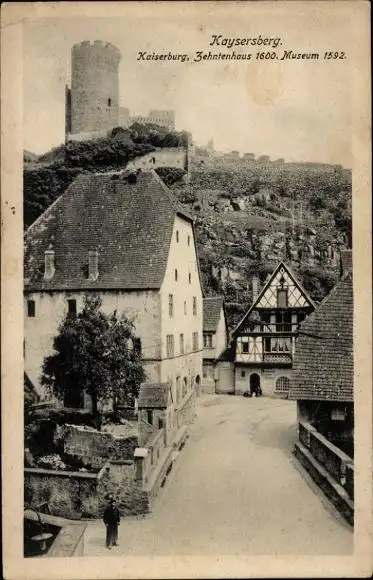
[155,167,186,186]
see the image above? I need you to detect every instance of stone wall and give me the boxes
[234,366,291,397]
[60,424,138,469]
[25,461,152,519]
[100,461,149,517]
[25,464,110,519]
[126,148,186,172]
[177,389,196,429]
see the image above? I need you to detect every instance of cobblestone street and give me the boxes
[83,395,353,557]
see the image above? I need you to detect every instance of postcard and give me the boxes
[1,1,372,578]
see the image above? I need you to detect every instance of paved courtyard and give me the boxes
[83,395,353,557]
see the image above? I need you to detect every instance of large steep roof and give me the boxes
[203,296,224,333]
[24,170,193,291]
[288,271,353,402]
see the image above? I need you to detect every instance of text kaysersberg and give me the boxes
[210,34,281,49]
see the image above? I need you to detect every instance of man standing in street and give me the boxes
[103,498,120,549]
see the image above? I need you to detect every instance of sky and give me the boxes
[23,5,353,165]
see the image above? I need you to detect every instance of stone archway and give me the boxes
[249,373,261,397]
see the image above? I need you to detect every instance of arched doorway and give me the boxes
[249,373,261,397]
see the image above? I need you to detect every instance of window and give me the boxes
[242,341,249,354]
[264,337,291,353]
[176,230,179,242]
[175,269,178,281]
[182,377,188,398]
[276,376,290,392]
[166,334,174,357]
[241,371,246,378]
[184,301,187,315]
[192,332,199,351]
[146,410,153,425]
[27,300,35,318]
[180,334,184,354]
[203,364,214,379]
[275,311,292,332]
[331,407,346,421]
[203,333,213,348]
[189,273,192,284]
[261,311,271,330]
[108,98,111,107]
[277,289,288,308]
[158,417,164,430]
[68,299,77,315]
[168,294,174,317]
[298,312,306,325]
[176,376,181,404]
[187,235,190,246]
[193,297,197,316]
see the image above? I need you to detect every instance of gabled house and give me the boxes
[24,170,203,432]
[232,262,315,397]
[289,251,353,455]
[202,297,229,393]
[137,383,174,446]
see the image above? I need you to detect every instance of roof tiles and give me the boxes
[24,170,192,291]
[203,297,224,332]
[288,272,353,402]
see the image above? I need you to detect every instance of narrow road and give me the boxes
[84,395,352,556]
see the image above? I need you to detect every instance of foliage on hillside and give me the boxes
[24,124,188,229]
[129,122,189,148]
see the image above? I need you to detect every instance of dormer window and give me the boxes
[44,248,55,280]
[88,250,99,281]
[277,289,288,308]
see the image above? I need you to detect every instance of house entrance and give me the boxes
[249,373,261,397]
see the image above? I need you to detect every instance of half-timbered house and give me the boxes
[232,262,315,397]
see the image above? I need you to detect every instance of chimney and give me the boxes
[88,250,99,281]
[44,247,55,280]
[252,275,260,302]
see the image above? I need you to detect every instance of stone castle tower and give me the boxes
[66,40,121,138]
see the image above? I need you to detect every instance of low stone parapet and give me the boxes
[24,463,110,519]
[60,423,138,469]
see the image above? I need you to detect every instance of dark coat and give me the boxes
[103,504,120,526]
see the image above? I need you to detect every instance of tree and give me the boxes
[41,295,146,418]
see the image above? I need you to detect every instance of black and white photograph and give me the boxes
[1,1,372,578]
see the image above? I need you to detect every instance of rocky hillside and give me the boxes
[169,153,351,328]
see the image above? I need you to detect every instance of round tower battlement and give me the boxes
[72,40,121,63]
[70,40,121,135]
